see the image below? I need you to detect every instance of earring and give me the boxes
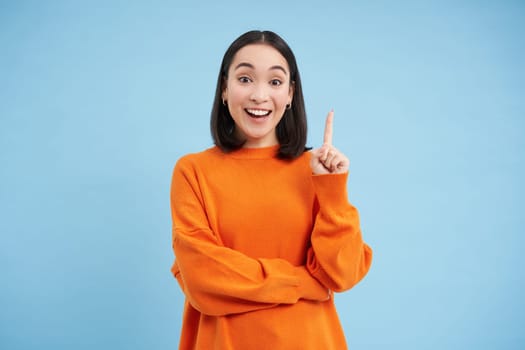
[286,103,291,110]
[222,99,227,106]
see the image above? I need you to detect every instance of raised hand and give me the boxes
[310,110,350,175]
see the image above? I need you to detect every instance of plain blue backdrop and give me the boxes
[1,0,523,349]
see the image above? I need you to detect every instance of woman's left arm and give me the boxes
[306,172,372,292]
[307,111,373,292]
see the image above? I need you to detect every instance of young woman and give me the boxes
[170,30,372,349]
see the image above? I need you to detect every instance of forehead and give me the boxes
[230,44,289,72]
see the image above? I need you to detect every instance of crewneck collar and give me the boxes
[227,145,280,159]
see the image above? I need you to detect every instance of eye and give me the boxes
[238,76,252,83]
[270,79,283,86]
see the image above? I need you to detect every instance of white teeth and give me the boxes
[247,109,270,116]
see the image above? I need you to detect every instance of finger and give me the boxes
[331,155,349,173]
[323,110,334,145]
[330,155,345,172]
[319,144,330,162]
[322,152,338,172]
[323,148,337,167]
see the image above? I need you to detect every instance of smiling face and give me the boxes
[222,44,294,148]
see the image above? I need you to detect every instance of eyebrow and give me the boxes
[234,62,288,75]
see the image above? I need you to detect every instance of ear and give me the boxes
[288,80,295,104]
[222,88,228,103]
[221,77,228,101]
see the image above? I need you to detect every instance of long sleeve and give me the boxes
[170,156,328,316]
[306,172,373,292]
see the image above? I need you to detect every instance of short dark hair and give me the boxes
[210,30,309,159]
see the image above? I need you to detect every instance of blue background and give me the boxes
[1,0,523,349]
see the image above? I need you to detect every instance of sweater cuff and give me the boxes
[311,172,349,208]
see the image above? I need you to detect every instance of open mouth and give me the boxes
[245,108,271,118]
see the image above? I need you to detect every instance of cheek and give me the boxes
[275,91,290,106]
[228,88,248,107]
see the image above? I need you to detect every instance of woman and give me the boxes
[170,30,372,349]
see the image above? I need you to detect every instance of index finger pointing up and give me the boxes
[323,110,334,145]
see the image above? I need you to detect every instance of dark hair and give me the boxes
[210,30,308,159]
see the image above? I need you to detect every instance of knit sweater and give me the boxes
[170,145,372,350]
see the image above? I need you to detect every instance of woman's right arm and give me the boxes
[170,157,328,317]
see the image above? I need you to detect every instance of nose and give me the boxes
[250,83,269,103]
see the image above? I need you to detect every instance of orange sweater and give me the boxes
[170,145,372,350]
